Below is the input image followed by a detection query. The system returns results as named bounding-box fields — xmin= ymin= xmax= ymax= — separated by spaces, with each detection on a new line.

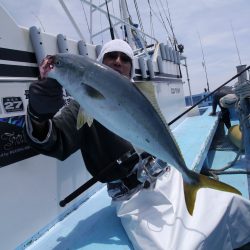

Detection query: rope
xmin=163 ymin=0 xmax=178 ymax=49
xmin=133 ymin=0 xmax=146 ymax=42
xmin=165 ymin=0 xmax=173 ymax=28
xmin=147 ymin=0 xmax=155 ymax=44
xmin=111 ymin=0 xmax=116 ymax=16
xmin=98 ymin=0 xmax=104 ymax=44
xmin=147 ymin=0 xmax=173 ymax=45
xmin=158 ymin=0 xmax=176 ymax=45
xmin=209 ymin=149 xmax=242 ymax=173
xmin=154 ymin=0 xmax=174 ymax=47
xmin=202 ymin=148 xmax=250 ymax=179
xmin=80 ymin=1 xmax=91 ymax=39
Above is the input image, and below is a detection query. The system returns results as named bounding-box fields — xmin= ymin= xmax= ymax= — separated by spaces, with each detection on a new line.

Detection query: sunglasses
xmin=104 ymin=52 xmax=132 ymax=64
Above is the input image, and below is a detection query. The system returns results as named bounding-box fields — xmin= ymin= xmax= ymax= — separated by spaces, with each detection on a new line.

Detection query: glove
xmin=28 ymin=78 xmax=64 ymax=122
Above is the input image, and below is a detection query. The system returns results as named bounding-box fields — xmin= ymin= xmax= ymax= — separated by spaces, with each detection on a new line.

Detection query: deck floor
xmin=26 ymin=187 xmax=133 ymax=250
xmin=173 ymin=107 xmax=218 ymax=171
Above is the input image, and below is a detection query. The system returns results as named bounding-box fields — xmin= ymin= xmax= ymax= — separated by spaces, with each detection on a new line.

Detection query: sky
xmin=1 ymin=0 xmax=250 ymax=95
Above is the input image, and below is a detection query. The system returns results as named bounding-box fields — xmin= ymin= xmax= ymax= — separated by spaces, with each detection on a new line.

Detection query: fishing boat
xmin=0 ymin=1 xmax=249 ymax=249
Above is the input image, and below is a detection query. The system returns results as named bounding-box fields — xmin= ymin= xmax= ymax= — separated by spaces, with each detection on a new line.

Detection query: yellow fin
xmin=134 ymin=81 xmax=185 ymax=162
xmin=76 ymin=107 xmax=93 ymax=130
xmin=183 ymin=172 xmax=241 ymax=215
xmin=134 ymin=81 xmax=167 ymax=127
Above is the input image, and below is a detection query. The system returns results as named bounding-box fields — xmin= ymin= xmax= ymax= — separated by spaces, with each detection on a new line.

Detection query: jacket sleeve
xmin=24 ymin=100 xmax=138 ymax=182
xmin=23 ymin=100 xmax=82 ymax=161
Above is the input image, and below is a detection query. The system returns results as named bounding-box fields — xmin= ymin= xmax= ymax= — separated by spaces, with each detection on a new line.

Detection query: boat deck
xmin=25 ymin=188 xmax=132 ymax=250
xmin=22 ymin=108 xmax=250 ymax=250
xmin=174 ymin=108 xmax=219 ymax=172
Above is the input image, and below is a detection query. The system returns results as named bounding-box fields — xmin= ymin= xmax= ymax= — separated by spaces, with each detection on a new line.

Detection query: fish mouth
xmin=39 ymin=55 xmax=55 ymax=79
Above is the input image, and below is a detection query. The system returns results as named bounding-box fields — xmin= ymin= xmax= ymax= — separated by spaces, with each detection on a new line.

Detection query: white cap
xmin=219 ymin=94 xmax=238 ymax=108
xmin=97 ymin=39 xmax=135 ymax=80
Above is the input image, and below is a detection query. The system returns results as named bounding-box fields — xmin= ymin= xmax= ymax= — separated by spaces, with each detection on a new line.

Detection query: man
xmin=209 ymin=86 xmax=235 ymax=129
xmin=24 ymin=39 xmax=250 ymax=249
xmin=24 ymin=39 xmax=164 ymax=201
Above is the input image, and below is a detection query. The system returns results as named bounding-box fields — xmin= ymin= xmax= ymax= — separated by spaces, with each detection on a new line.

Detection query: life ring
xmin=228 ymin=125 xmax=242 ymax=149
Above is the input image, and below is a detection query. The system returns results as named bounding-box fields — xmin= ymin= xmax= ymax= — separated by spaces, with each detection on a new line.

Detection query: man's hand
xmin=28 ymin=78 xmax=64 ymax=122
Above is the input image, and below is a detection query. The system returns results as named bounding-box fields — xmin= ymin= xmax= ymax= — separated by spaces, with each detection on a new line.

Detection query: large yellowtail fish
xmin=40 ymin=53 xmax=241 ymax=215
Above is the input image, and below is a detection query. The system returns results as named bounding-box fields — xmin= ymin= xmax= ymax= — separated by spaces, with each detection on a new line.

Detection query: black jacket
xmin=24 ymin=100 xmax=136 ymax=182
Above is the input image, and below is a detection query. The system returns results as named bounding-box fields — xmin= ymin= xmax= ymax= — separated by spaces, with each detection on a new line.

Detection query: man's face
xmin=103 ymin=52 xmax=132 ymax=79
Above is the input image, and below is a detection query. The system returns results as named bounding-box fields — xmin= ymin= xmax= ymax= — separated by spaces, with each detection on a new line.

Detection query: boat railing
xmin=59 ymin=0 xmax=158 ymax=57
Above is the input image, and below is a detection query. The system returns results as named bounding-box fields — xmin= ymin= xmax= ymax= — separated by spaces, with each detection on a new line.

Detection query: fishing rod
xmin=60 ymin=65 xmax=250 ymax=207
xmin=198 ymin=32 xmax=210 ymax=92
xmin=169 ymin=65 xmax=250 ymax=126
xmin=230 ymin=21 xmax=242 ymax=65
xmin=60 ymin=151 xmax=139 ymax=207
xmin=105 ymin=0 xmax=115 ymax=40
xmin=60 ymin=178 xmax=97 ymax=207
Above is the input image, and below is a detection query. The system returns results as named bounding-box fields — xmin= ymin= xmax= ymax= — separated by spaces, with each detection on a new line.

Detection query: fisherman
xmin=24 ymin=39 xmax=250 ymax=250
xmin=209 ymin=86 xmax=235 ymax=129
xmin=24 ymin=39 xmax=166 ymax=203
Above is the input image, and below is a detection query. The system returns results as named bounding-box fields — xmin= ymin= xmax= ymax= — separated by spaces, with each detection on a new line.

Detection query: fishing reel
xmin=136 ymin=155 xmax=169 ymax=187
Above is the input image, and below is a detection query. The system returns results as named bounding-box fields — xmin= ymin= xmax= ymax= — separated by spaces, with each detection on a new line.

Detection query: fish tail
xmin=183 ymin=172 xmax=241 ymax=215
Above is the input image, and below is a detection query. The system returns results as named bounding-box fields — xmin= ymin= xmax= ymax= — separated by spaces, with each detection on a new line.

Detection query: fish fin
xmin=183 ymin=172 xmax=241 ymax=215
xmin=76 ymin=107 xmax=93 ymax=129
xmin=134 ymin=82 xmax=167 ymax=127
xmin=83 ymin=84 xmax=105 ymax=99
xmin=135 ymin=81 xmax=185 ymax=163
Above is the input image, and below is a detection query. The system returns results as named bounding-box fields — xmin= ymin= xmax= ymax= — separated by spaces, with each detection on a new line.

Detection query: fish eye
xmin=55 ymin=60 xmax=61 ymax=66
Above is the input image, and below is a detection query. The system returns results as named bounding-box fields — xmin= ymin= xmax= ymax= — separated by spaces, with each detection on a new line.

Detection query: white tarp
xmin=115 ymin=168 xmax=250 ymax=250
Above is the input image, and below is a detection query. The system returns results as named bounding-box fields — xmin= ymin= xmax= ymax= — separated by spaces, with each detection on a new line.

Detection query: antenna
xmin=230 ymin=21 xmax=242 ymax=65
xmin=197 ymin=31 xmax=210 ymax=92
